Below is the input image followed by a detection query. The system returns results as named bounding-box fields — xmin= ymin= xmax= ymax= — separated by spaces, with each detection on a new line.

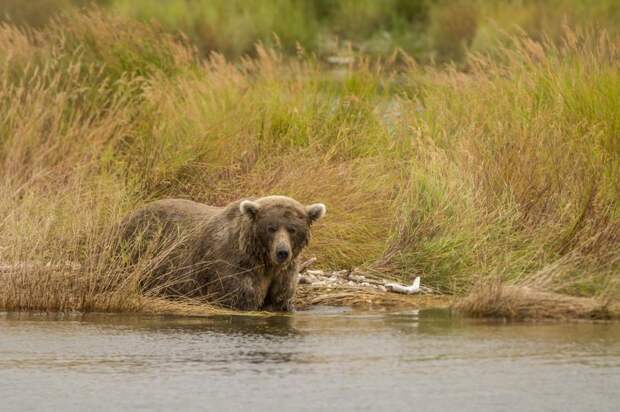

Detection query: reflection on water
xmin=1 ymin=308 xmax=619 ymax=411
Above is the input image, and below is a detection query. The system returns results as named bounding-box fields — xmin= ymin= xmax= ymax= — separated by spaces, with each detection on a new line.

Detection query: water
xmin=1 ymin=308 xmax=619 ymax=412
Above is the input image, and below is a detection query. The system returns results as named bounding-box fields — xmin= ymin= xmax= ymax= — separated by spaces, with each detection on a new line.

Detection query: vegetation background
xmin=0 ymin=0 xmax=618 ymax=314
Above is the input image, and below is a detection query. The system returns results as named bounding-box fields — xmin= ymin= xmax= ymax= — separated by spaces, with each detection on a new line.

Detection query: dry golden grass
xmin=457 ymin=281 xmax=620 ymax=321
xmin=0 ymin=11 xmax=618 ymax=318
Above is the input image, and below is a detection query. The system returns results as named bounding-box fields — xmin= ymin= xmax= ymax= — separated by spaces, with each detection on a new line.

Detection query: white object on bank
xmin=385 ymin=276 xmax=421 ymax=295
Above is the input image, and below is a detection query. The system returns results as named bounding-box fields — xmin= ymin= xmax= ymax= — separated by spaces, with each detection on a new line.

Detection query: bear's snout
xmin=271 ymin=228 xmax=292 ymax=265
xmin=276 ymin=247 xmax=290 ymax=263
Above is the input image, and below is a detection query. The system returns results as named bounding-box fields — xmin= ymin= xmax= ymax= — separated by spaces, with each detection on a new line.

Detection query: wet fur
xmin=119 ymin=196 xmax=321 ymax=311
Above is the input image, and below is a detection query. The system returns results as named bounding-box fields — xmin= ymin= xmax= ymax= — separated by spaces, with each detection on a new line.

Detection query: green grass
xmin=0 ymin=8 xmax=618 ymax=313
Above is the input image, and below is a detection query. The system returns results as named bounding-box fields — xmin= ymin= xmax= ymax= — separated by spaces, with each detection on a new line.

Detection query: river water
xmin=1 ymin=307 xmax=619 ymax=411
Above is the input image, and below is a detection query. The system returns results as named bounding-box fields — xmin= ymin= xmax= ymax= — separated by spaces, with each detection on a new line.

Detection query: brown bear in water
xmin=118 ymin=195 xmax=326 ymax=311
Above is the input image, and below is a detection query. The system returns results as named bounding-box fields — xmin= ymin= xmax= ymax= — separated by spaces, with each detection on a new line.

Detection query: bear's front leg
xmin=215 ymin=274 xmax=264 ymax=311
xmin=263 ymin=266 xmax=299 ymax=312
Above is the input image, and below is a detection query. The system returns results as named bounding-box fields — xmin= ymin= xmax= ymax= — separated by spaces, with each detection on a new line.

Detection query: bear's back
xmin=118 ymin=198 xmax=224 ymax=241
xmin=146 ymin=198 xmax=221 ymax=219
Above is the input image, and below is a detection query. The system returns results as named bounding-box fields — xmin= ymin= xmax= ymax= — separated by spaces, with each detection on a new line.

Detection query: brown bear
xmin=118 ymin=195 xmax=326 ymax=311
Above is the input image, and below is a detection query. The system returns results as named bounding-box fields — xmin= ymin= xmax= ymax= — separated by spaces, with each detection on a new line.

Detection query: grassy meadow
xmin=0 ymin=2 xmax=618 ymax=315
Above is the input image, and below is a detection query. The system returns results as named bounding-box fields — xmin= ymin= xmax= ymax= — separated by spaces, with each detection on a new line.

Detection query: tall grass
xmin=0 ymin=10 xmax=618 ymax=313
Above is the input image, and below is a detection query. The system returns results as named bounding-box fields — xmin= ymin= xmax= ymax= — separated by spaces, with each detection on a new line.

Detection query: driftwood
xmin=298 ymin=266 xmax=434 ymax=295
xmin=298 ymin=257 xmax=317 ymax=273
xmin=294 ymin=284 xmax=450 ymax=309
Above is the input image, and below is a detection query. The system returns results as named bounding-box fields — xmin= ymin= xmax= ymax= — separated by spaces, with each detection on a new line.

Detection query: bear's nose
xmin=276 ymin=249 xmax=289 ymax=262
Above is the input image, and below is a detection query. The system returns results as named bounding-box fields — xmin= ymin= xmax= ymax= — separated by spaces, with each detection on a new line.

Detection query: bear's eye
xmin=287 ymin=227 xmax=296 ymax=235
xmin=267 ymin=225 xmax=278 ymax=234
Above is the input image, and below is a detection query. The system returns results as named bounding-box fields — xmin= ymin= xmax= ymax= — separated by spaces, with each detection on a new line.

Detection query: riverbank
xmin=294 ymin=267 xmax=620 ymax=320
xmin=297 ymin=284 xmax=620 ymax=321
xmin=295 ymin=268 xmax=620 ymax=321
xmin=2 ymin=261 xmax=618 ymax=321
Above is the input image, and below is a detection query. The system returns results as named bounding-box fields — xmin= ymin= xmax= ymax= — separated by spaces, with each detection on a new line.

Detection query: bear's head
xmin=239 ymin=195 xmax=326 ymax=267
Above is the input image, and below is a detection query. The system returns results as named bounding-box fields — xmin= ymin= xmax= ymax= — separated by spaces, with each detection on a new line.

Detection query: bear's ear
xmin=240 ymin=200 xmax=260 ymax=219
xmin=306 ymin=203 xmax=326 ymax=223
